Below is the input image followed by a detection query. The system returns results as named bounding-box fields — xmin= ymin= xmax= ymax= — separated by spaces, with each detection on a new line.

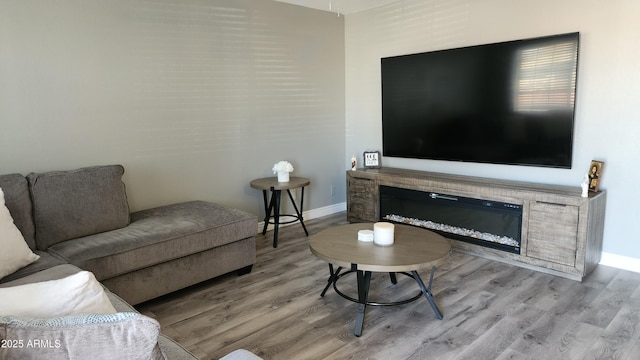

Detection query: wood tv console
xmin=346 ymin=167 xmax=607 ymax=281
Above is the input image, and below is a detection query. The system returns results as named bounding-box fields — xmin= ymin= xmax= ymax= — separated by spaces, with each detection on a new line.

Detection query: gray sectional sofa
xmin=0 ymin=165 xmax=263 ymax=360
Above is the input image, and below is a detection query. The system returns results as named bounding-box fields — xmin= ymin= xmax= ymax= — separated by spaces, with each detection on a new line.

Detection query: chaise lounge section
xmin=45 ymin=200 xmax=257 ymax=305
xmin=0 ymin=165 xmax=262 ymax=359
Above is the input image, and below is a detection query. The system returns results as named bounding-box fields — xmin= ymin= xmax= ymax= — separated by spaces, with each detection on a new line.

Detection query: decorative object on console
xmin=588 ymin=160 xmax=604 ymax=192
xmin=581 ymin=173 xmax=589 ymax=197
xmin=272 ymin=160 xmax=294 ymax=183
xmin=373 ymin=222 xmax=394 ymax=246
xmin=351 ymin=155 xmax=357 ymax=171
xmin=363 ymin=151 xmax=381 ymax=169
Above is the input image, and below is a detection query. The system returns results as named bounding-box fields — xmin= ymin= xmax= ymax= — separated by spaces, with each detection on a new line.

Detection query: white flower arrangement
xmin=272 ymin=161 xmax=294 ymax=174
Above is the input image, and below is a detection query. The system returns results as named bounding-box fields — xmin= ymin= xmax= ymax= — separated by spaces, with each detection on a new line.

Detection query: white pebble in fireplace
xmin=384 ymin=214 xmax=519 ymax=249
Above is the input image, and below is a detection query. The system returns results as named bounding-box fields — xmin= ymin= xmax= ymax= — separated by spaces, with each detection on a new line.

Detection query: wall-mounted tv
xmin=381 ymin=32 xmax=579 ymax=169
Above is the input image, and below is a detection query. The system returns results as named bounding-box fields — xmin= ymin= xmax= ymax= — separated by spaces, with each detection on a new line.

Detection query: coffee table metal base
xmin=333 ymin=270 xmax=423 ymax=306
xmin=320 ymin=263 xmax=443 ymax=337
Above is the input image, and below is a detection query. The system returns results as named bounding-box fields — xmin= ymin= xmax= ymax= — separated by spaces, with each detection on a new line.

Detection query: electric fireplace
xmin=379 ymin=186 xmax=523 ymax=253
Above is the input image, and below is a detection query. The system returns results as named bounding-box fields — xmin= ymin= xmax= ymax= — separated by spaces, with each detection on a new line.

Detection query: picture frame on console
xmin=588 ymin=160 xmax=604 ymax=192
xmin=363 ymin=151 xmax=381 ymax=169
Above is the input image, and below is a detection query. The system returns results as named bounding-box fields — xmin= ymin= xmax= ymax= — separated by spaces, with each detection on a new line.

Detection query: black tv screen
xmin=381 ymin=32 xmax=579 ymax=168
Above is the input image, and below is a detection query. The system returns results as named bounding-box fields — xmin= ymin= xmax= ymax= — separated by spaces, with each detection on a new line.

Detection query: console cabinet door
xmin=347 ymin=176 xmax=377 ymax=222
xmin=526 ymin=201 xmax=579 ymax=266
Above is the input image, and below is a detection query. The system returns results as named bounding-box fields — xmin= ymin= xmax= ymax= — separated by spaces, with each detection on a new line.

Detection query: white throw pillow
xmin=0 ymin=188 xmax=39 ymax=280
xmin=0 ymin=271 xmax=117 ymax=317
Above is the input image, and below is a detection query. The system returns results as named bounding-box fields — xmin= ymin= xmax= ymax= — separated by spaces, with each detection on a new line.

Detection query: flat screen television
xmin=381 ymin=32 xmax=579 ymax=168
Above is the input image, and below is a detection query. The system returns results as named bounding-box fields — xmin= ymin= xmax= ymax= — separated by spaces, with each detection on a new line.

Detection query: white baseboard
xmin=600 ymin=252 xmax=640 ymax=274
xmin=257 ymin=202 xmax=346 ymax=233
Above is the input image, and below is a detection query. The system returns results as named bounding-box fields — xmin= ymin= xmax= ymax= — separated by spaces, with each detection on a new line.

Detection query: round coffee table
xmin=309 ymin=223 xmax=450 ymax=336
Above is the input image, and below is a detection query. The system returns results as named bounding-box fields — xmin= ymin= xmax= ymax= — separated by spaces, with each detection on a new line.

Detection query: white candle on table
xmin=358 ymin=229 xmax=374 ymax=242
xmin=373 ymin=222 xmax=395 ymax=246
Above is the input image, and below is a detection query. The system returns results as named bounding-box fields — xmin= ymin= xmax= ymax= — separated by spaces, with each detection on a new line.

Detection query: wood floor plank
xmin=452 ymin=303 xmax=545 ymax=360
xmin=585 ymin=297 xmax=640 ymax=360
xmin=494 ymin=348 xmax=533 ymax=360
xmin=625 ymin=339 xmax=640 ymax=360
xmin=452 ymin=270 xmax=548 ymax=336
xmin=136 ymin=212 xmax=640 ymax=360
xmin=405 ymin=325 xmax=477 ymax=360
xmin=578 ymin=271 xmax=640 ymax=329
xmin=510 ymin=313 xmax=583 ymax=356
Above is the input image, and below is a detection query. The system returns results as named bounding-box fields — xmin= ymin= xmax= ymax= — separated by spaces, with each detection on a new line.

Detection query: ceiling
xmin=274 ymin=0 xmax=398 ymax=15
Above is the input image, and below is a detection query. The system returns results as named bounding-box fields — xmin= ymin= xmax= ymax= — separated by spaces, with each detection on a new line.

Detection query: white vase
xmin=277 ymin=172 xmax=290 ymax=182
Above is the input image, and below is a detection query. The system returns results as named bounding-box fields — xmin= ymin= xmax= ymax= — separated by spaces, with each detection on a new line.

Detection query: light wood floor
xmin=137 ymin=212 xmax=640 ymax=360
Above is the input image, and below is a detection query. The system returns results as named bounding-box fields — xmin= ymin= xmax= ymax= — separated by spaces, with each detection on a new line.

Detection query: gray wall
xmin=0 ymin=0 xmax=346 ymax=217
xmin=7 ymin=0 xmax=638 ymax=268
xmin=345 ymin=0 xmax=640 ymax=263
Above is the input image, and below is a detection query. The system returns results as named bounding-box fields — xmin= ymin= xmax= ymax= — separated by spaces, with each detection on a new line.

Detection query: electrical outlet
xmin=330 ymin=185 xmax=335 ymax=196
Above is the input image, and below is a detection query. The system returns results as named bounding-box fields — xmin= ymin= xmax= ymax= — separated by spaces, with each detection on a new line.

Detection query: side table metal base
xmin=260 ymin=187 xmax=308 ymax=248
xmin=251 ymin=176 xmax=311 ymax=248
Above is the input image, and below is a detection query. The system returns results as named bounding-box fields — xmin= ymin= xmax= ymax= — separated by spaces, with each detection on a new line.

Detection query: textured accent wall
xmin=0 ymin=0 xmax=345 ymax=215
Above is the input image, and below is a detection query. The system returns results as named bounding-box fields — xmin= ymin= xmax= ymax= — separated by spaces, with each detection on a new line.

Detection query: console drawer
xmin=526 ymin=201 xmax=579 ymax=266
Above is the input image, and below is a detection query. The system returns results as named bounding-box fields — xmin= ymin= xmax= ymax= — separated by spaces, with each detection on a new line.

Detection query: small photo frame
xmin=588 ymin=160 xmax=604 ymax=192
xmin=363 ymin=151 xmax=381 ymax=169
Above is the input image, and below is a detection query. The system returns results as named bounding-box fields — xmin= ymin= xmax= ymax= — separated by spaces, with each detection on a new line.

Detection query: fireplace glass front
xmin=379 ymin=185 xmax=523 ymax=253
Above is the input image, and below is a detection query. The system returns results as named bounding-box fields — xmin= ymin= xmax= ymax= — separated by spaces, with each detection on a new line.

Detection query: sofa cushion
xmin=0 ymin=264 xmax=81 ymax=287
xmin=0 ymin=271 xmax=116 ymax=318
xmin=47 ymin=201 xmax=257 ymax=281
xmin=0 ymin=188 xmax=40 ymax=280
xmin=0 ymin=313 xmax=165 ymax=360
xmin=0 ymin=174 xmax=36 ymax=249
xmin=26 ymin=165 xmax=130 ymax=250
xmin=0 ymin=251 xmax=67 ymax=285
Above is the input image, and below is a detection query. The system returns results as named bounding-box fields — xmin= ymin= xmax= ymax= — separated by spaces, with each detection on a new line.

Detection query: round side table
xmin=250 ymin=176 xmax=310 ymax=248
